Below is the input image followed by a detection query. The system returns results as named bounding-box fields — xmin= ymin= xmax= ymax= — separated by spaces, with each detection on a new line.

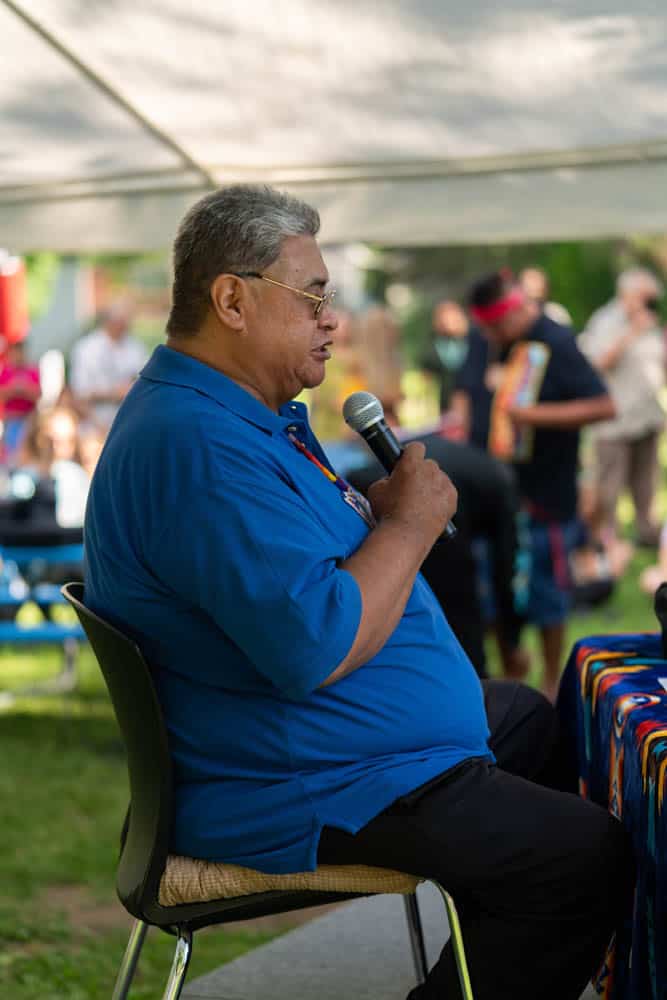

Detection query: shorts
xmin=473 ymin=514 xmax=581 ymax=628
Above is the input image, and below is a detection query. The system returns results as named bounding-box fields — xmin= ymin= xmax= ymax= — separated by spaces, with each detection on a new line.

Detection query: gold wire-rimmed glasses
xmin=232 ymin=271 xmax=336 ymax=318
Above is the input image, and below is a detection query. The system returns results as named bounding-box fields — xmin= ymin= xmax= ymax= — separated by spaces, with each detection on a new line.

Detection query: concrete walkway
xmin=183 ymin=882 xmax=598 ymax=999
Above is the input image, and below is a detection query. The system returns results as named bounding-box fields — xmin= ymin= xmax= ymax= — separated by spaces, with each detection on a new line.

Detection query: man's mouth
xmin=312 ymin=342 xmax=332 ymax=359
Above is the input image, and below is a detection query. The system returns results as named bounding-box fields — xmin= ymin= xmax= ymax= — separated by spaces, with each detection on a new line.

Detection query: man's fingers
xmin=400 ymin=440 xmax=426 ymax=464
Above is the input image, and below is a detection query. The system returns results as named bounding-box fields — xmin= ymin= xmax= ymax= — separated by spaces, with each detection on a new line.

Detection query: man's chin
xmin=299 ymin=362 xmax=328 ymax=391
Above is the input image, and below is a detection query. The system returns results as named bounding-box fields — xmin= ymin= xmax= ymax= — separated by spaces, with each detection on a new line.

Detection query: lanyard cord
xmin=287 ymin=431 xmax=376 ymax=529
xmin=287 ymin=433 xmax=350 ymax=493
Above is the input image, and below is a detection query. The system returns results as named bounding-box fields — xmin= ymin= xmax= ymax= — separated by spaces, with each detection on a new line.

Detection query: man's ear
xmin=210 ymin=274 xmax=247 ymax=330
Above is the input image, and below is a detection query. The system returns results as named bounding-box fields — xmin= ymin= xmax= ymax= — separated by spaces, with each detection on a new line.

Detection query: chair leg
xmin=162 ymin=927 xmax=193 ymax=1000
xmin=432 ymin=883 xmax=474 ymax=1000
xmin=403 ymin=893 xmax=428 ymax=984
xmin=112 ymin=919 xmax=149 ymax=1000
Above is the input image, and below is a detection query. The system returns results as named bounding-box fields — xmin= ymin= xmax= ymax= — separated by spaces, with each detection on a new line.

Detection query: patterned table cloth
xmin=560 ymin=633 xmax=667 ymax=999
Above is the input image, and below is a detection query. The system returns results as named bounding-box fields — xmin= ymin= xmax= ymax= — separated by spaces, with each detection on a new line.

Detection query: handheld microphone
xmin=342 ymin=391 xmax=456 ymax=539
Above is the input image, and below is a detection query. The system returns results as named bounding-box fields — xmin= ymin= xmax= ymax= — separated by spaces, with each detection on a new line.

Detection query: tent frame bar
xmin=2 ymin=136 xmax=667 ymax=206
xmin=1 ymin=0 xmax=218 ymax=190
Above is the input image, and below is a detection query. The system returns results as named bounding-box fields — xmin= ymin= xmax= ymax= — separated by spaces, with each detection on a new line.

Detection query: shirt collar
xmin=140 ymin=345 xmax=307 ymax=435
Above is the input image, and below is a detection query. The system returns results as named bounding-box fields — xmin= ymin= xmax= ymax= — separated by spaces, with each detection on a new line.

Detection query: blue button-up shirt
xmin=84 ymin=345 xmax=491 ymax=873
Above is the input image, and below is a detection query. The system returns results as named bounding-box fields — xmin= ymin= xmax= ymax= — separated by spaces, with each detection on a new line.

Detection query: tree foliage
xmin=23 ymin=252 xmax=60 ymax=321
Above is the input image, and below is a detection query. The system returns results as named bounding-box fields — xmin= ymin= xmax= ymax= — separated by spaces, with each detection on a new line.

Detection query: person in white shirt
xmin=69 ymin=301 xmax=148 ymax=428
xmin=579 ymin=268 xmax=666 ymax=548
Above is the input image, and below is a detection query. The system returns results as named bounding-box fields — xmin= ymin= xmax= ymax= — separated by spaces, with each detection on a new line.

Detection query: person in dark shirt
xmin=452 ymin=270 xmax=615 ymax=700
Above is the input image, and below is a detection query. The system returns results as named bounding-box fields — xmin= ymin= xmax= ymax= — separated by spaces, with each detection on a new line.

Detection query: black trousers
xmin=317 ymin=681 xmax=634 ymax=1000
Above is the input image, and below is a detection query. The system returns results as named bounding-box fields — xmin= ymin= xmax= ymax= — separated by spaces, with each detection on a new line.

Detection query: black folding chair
xmin=62 ymin=582 xmax=473 ymax=1000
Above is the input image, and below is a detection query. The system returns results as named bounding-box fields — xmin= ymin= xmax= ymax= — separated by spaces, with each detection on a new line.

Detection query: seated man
xmin=84 ymin=185 xmax=632 ymax=1000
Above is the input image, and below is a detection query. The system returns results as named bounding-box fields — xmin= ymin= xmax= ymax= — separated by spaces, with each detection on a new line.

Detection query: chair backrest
xmin=62 ymin=582 xmax=172 ymax=919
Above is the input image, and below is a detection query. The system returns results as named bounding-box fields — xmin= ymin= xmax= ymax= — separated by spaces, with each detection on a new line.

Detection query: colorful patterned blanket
xmin=560 ymin=633 xmax=667 ymax=999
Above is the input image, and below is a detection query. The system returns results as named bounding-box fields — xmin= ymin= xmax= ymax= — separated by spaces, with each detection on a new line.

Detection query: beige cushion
xmin=159 ymin=854 xmax=422 ymax=907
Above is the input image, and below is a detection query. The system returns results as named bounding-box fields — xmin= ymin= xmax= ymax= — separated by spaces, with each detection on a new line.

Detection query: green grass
xmin=0 ymin=556 xmax=663 ymax=998
xmin=0 ymin=643 xmax=279 ymax=999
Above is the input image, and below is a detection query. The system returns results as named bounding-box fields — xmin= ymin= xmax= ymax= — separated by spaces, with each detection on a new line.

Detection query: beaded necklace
xmin=287 ymin=433 xmax=375 ymax=528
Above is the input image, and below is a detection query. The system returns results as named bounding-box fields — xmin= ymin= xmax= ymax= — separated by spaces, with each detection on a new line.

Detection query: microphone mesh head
xmin=342 ymin=391 xmax=384 ymax=433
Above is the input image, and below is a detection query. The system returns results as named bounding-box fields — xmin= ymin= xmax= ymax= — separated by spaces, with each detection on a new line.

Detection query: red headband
xmin=469 ymin=288 xmax=524 ymax=324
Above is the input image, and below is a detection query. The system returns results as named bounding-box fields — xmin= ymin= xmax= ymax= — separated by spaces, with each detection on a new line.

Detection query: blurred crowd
xmin=309 ymin=264 xmax=667 ymax=699
xmin=4 ymin=265 xmax=667 ymax=697
xmin=0 ymin=300 xmax=147 ymax=541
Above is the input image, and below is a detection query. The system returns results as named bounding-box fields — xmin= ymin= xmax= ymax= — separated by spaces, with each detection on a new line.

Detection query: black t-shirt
xmin=455 ymin=314 xmax=607 ymax=521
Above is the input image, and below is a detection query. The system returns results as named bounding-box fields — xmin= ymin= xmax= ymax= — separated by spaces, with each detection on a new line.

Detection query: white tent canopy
xmin=1 ymin=0 xmax=667 ymax=250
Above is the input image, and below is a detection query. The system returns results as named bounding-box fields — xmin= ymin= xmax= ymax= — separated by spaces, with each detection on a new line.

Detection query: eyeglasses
xmin=233 ymin=271 xmax=336 ymax=318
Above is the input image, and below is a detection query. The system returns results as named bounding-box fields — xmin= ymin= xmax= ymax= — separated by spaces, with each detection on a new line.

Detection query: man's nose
xmin=320 ymin=305 xmax=338 ymax=331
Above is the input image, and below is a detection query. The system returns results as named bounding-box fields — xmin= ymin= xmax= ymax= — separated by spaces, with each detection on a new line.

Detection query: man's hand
xmin=366 ymin=441 xmax=457 ymax=553
xmin=598 ymin=307 xmax=658 ymax=371
xmin=628 ymin=306 xmax=658 ymax=336
xmin=325 ymin=443 xmax=458 ymax=687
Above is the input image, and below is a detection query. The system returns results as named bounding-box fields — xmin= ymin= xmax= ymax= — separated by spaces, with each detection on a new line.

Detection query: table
xmin=0 ymin=543 xmax=85 ymax=703
xmin=560 ymin=632 xmax=667 ymax=999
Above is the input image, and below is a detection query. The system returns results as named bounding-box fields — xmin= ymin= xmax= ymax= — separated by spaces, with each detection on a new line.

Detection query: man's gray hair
xmin=166 ymin=184 xmax=320 ymax=337
xmin=617 ymin=267 xmax=664 ymax=298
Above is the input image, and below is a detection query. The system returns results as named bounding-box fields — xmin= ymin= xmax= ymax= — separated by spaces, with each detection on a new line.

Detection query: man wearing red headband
xmin=454 ymin=270 xmax=615 ymax=700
